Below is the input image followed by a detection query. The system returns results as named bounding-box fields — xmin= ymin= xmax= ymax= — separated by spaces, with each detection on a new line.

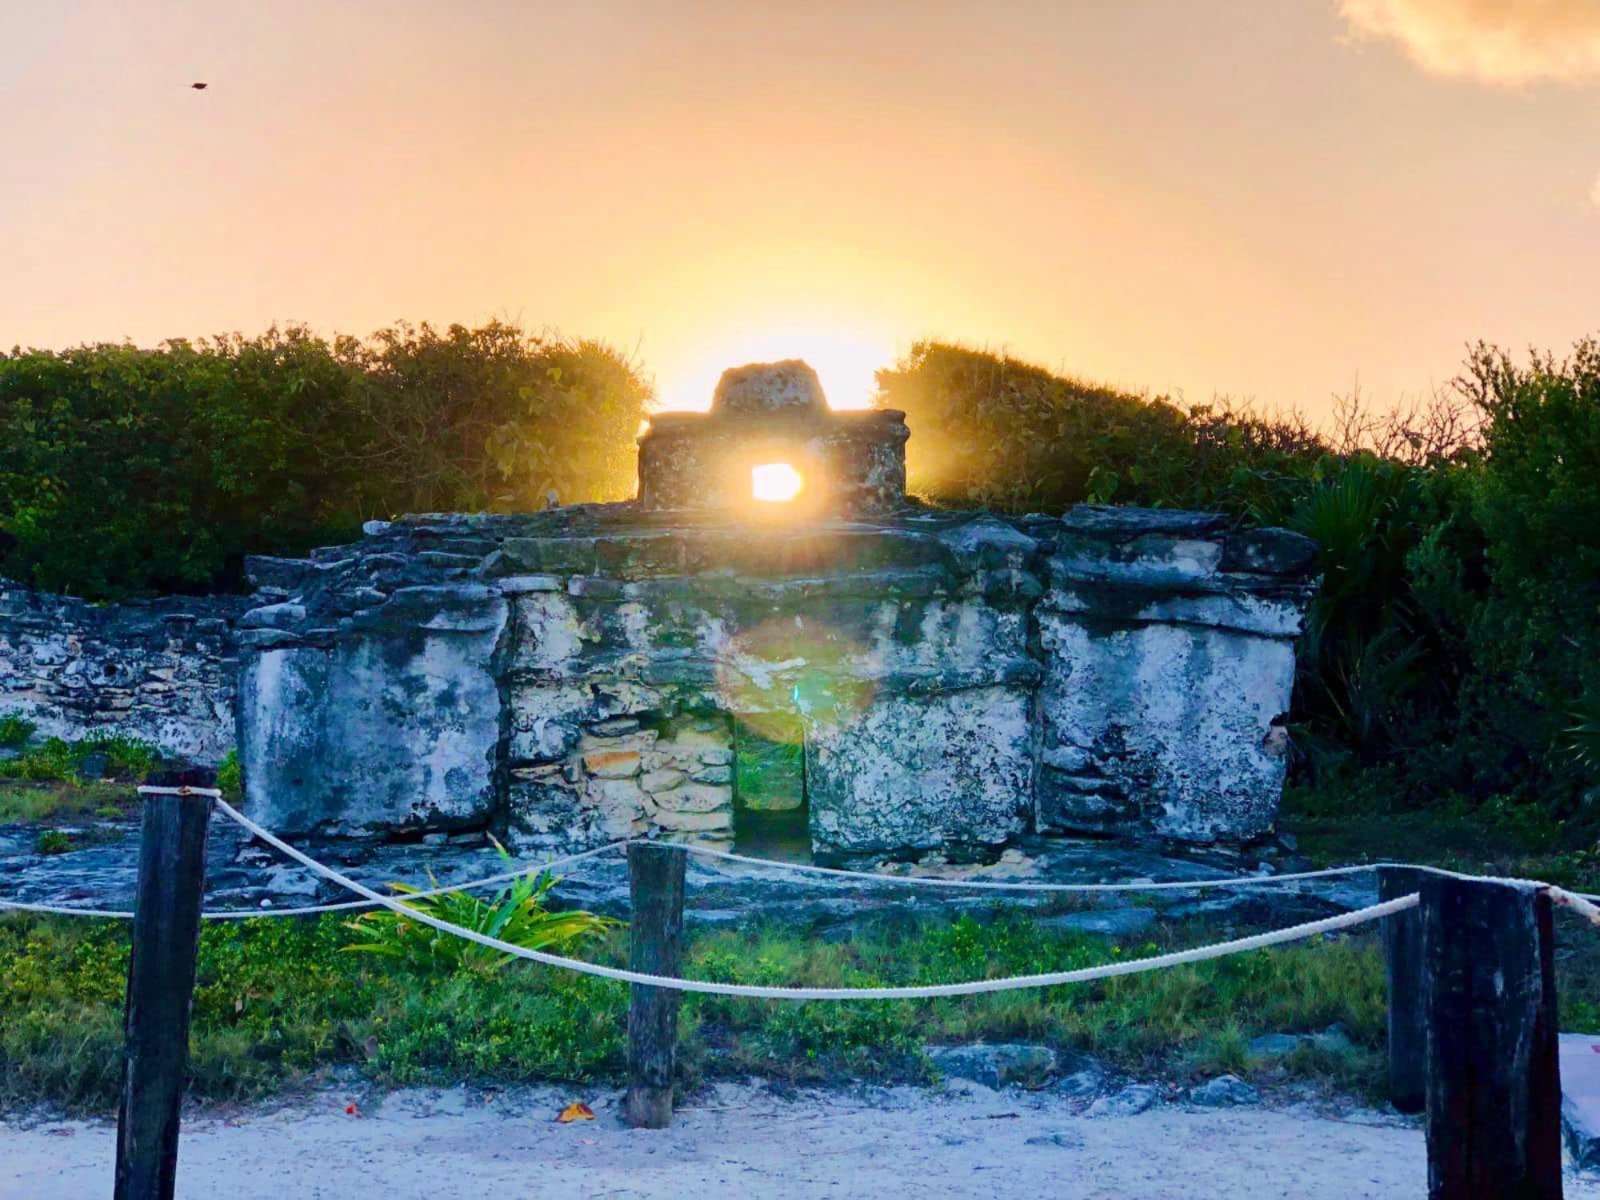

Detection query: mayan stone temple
xmin=233 ymin=361 xmax=1320 ymax=861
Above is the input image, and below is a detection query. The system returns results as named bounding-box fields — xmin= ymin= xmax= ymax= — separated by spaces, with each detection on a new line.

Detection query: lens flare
xmin=751 ymin=462 xmax=803 ymax=503
xmin=714 ymin=616 xmax=875 ymax=743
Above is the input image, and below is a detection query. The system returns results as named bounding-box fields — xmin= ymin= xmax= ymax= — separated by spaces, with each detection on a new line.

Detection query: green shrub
xmin=0 ymin=738 xmax=77 ymax=782
xmin=0 ymin=322 xmax=650 ymax=599
xmin=0 ymin=714 xmax=34 ymax=749
xmin=344 ymin=846 xmax=619 ymax=976
xmin=0 ymin=733 xmax=157 ymax=784
xmin=216 ymin=749 xmax=242 ymax=800
xmin=33 ymin=830 xmax=71 ymax=855
xmin=75 ymin=733 xmax=158 ymax=780
xmin=875 ymin=341 xmax=1324 ymax=514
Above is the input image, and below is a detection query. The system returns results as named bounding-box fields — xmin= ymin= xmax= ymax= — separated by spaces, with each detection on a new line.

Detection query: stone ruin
xmin=234 ymin=361 xmax=1319 ymax=861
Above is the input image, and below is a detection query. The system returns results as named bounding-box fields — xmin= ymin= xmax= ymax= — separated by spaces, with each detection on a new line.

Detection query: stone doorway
xmin=732 ymin=714 xmax=809 ymax=861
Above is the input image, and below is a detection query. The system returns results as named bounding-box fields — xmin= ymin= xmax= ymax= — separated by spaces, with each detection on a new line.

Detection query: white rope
xmin=668 ymin=842 xmax=1381 ymax=892
xmin=213 ymin=798 xmax=1417 ymax=1001
xmin=0 ymin=840 xmax=627 ymax=921
xmin=675 ymin=845 xmax=1600 ymax=903
xmin=1551 ymin=886 xmax=1600 ymax=927
xmin=0 ymin=899 xmax=144 ymax=919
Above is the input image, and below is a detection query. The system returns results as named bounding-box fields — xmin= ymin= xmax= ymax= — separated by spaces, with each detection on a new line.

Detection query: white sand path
xmin=5 ymin=1081 xmax=1598 ymax=1200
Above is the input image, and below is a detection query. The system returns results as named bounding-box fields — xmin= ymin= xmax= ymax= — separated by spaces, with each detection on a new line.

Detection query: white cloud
xmin=1339 ymin=0 xmax=1600 ymax=86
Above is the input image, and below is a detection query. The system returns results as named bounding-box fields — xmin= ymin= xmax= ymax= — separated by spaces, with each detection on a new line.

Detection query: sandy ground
xmin=5 ymin=1081 xmax=1597 ymax=1200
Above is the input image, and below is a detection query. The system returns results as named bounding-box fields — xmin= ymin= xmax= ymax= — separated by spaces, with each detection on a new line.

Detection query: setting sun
xmin=751 ymin=461 xmax=804 ymax=503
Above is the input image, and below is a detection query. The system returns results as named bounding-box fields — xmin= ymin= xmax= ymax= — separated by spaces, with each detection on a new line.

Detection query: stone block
xmin=651 ymin=807 xmax=734 ymax=833
xmin=239 ymin=589 xmax=508 ymax=837
xmin=654 ymin=783 xmax=732 ymax=814
xmin=928 ymin=1043 xmax=1059 ymax=1090
xmin=1035 ymin=611 xmax=1294 ymax=842
xmin=640 ymin=767 xmax=687 ymax=792
xmin=807 ymin=686 xmax=1032 ymax=855
xmin=582 ymin=748 xmax=643 ymax=778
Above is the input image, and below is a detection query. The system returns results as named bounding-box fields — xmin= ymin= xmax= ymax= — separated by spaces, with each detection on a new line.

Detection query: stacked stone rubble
xmin=0 ymin=584 xmax=247 ymax=763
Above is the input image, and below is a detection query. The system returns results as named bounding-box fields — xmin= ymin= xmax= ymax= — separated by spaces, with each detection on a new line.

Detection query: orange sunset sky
xmin=4 ymin=0 xmax=1600 ymax=415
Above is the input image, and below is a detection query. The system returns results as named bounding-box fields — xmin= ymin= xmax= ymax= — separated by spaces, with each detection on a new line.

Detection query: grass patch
xmin=0 ymin=732 xmax=157 ymax=825
xmin=0 ymin=732 xmax=158 ymax=787
xmin=33 ymin=830 xmax=73 ymax=856
xmin=0 ymin=907 xmax=1392 ymax=1114
xmin=1281 ymin=786 xmax=1600 ymax=1033
xmin=0 ymin=780 xmax=137 ymax=825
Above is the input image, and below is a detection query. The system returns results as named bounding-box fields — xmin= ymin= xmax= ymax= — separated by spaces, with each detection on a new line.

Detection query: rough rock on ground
xmin=0 ymin=819 xmax=1378 ymax=934
xmin=8 ymin=1081 xmax=1600 ymax=1200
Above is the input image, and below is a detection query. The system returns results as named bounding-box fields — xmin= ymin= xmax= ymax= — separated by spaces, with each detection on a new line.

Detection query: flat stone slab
xmin=1563 ymin=1033 xmax=1600 ymax=1172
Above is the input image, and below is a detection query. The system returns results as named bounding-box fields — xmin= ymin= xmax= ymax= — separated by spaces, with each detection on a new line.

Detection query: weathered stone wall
xmin=236 ymin=583 xmax=508 ymax=837
xmin=233 ymin=503 xmax=1317 ymax=857
xmin=0 ymin=582 xmax=247 ymax=763
xmin=1033 ymin=510 xmax=1316 ymax=843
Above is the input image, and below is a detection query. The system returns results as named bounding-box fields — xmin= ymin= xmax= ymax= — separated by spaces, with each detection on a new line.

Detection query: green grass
xmin=3 ymin=779 xmax=1593 ymax=1114
xmin=0 ymin=907 xmax=1389 ymax=1114
xmin=0 ymin=732 xmax=158 ymax=787
xmin=0 ymin=780 xmax=137 ymax=824
xmin=217 ymin=750 xmax=242 ymax=801
xmin=0 ymin=732 xmax=157 ymax=825
xmin=0 ymin=714 xmax=35 ymax=749
xmin=1280 ymin=784 xmax=1600 ymax=1033
xmin=32 ymin=830 xmax=73 ymax=856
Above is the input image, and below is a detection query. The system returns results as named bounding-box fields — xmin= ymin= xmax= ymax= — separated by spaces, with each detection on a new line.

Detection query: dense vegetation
xmin=0 ymin=323 xmax=649 ymax=598
xmin=879 ymin=340 xmax=1600 ymax=839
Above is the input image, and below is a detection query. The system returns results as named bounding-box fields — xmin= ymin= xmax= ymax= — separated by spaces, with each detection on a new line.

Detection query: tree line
xmin=879 ymin=340 xmax=1600 ymax=833
xmin=0 ymin=322 xmax=648 ymax=599
xmin=3 ymin=325 xmax=1596 ymax=828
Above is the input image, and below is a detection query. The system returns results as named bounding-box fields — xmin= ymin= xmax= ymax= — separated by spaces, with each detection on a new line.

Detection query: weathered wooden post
xmin=625 ymin=841 xmax=687 ymax=1129
xmin=1420 ymin=874 xmax=1563 ymax=1200
xmin=115 ymin=778 xmax=216 ymax=1200
xmin=1379 ymin=865 xmax=1426 ymax=1114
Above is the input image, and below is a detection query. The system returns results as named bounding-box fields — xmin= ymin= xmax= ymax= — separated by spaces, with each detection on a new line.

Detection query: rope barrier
xmin=669 ymin=841 xmax=1382 ymax=891
xmin=0 ymin=840 xmax=628 ymax=921
xmin=211 ymin=797 xmax=1418 ymax=1001
xmin=3 ymin=808 xmax=1596 ymax=919
xmin=1551 ymin=887 xmax=1600 ymax=927
xmin=670 ymin=844 xmax=1600 ymax=904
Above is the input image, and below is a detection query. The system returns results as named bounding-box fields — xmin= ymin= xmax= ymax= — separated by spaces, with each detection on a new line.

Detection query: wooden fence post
xmin=625 ymin=841 xmax=687 ymax=1130
xmin=1420 ymin=874 xmax=1563 ymax=1200
xmin=115 ymin=782 xmax=215 ymax=1200
xmin=1380 ymin=865 xmax=1426 ymax=1114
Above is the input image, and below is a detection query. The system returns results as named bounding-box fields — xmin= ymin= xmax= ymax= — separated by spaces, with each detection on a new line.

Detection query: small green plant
xmin=74 ymin=732 xmax=158 ymax=781
xmin=0 ymin=738 xmax=78 ymax=782
xmin=34 ymin=829 xmax=72 ymax=855
xmin=344 ymin=840 xmax=618 ymax=976
xmin=217 ymin=750 xmax=242 ymax=800
xmin=0 ymin=732 xmax=157 ymax=784
xmin=0 ymin=714 xmax=35 ymax=749
xmin=1563 ymin=695 xmax=1600 ymax=776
